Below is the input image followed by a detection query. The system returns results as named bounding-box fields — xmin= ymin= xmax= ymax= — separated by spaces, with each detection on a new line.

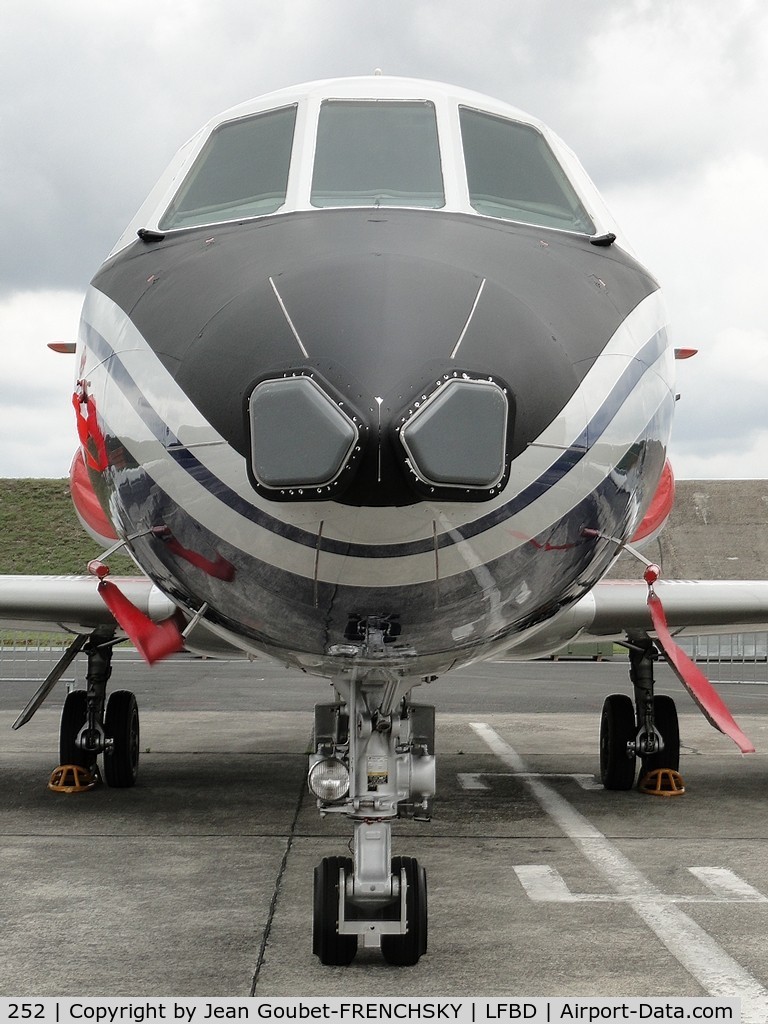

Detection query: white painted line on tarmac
xmin=457 ymin=772 xmax=490 ymax=790
xmin=515 ymin=865 xmax=583 ymax=901
xmin=471 ymin=721 xmax=768 ymax=1022
xmin=457 ymin=771 xmax=602 ymax=791
xmin=514 ymin=864 xmax=768 ymax=904
xmin=690 ymin=867 xmax=768 ymax=902
xmin=513 ymin=864 xmax=622 ymax=902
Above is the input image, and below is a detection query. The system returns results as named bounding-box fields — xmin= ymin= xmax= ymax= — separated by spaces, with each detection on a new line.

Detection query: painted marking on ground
xmin=690 ymin=866 xmax=768 ymax=901
xmin=514 ymin=864 xmax=768 ymax=903
xmin=471 ymin=721 xmax=768 ymax=1022
xmin=457 ymin=772 xmax=490 ymax=790
xmin=458 ymin=771 xmax=602 ymax=791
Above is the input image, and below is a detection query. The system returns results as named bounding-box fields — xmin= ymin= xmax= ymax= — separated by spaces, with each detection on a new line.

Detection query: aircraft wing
xmin=3 ymin=573 xmax=767 ymax=647
xmin=0 ymin=575 xmax=176 ymax=634
xmin=507 ymin=577 xmax=768 ymax=664
xmin=580 ymin=578 xmax=768 ymax=638
xmin=555 ymin=577 xmax=768 ymax=755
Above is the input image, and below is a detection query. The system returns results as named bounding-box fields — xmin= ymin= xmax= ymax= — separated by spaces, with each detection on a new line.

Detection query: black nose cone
xmin=107 ymin=213 xmax=633 ymax=507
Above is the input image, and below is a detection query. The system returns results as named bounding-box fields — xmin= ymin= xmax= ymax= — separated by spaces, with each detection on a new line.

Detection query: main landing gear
xmin=308 ymin=669 xmax=434 ymax=965
xmin=599 ymin=637 xmax=680 ymax=791
xmin=58 ymin=636 xmax=140 ymax=788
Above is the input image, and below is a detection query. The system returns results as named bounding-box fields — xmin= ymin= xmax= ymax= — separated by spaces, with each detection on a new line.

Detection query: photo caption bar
xmin=0 ymin=999 xmax=741 ymax=1024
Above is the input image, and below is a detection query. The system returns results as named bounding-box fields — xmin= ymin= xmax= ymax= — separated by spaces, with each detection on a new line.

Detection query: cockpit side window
xmin=159 ymin=105 xmax=297 ymax=230
xmin=459 ymin=107 xmax=595 ymax=234
xmin=311 ymin=100 xmax=444 ymax=210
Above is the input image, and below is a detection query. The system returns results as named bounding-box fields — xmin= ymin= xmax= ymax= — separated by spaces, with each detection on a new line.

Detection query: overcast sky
xmin=1 ymin=0 xmax=766 ymax=479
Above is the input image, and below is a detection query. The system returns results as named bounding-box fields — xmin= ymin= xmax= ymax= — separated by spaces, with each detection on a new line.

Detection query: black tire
xmin=59 ymin=690 xmax=91 ymax=767
xmin=381 ymin=856 xmax=428 ymax=966
xmin=103 ymin=690 xmax=140 ymax=788
xmin=641 ymin=694 xmax=680 ymax=775
xmin=313 ymin=856 xmax=357 ymax=965
xmin=600 ymin=693 xmax=636 ymax=790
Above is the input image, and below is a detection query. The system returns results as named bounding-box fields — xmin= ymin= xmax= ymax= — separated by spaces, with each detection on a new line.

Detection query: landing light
xmin=308 ymin=757 xmax=350 ymax=802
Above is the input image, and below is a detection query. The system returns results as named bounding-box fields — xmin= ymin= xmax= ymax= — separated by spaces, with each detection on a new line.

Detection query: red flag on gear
xmin=97 ymin=579 xmax=184 ymax=665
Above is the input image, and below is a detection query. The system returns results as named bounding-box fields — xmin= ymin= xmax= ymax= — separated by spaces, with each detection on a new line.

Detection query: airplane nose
xmin=238 ymin=248 xmax=576 ymax=505
xmin=147 ymin=218 xmax=586 ymax=506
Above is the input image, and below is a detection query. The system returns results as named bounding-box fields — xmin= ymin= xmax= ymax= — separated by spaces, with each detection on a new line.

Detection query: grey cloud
xmin=1 ymin=0 xmax=767 ymax=482
xmin=0 ymin=0 xmax=625 ymax=295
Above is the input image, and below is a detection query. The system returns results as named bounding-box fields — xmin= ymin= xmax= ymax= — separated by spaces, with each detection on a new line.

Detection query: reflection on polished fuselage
xmin=77 ymin=77 xmax=674 ymax=678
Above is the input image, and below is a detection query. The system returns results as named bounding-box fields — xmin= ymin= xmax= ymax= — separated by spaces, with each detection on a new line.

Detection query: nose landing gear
xmin=309 ymin=672 xmax=434 ymax=965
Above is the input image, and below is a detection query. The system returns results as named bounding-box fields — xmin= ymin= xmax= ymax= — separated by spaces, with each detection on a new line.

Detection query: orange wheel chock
xmin=48 ymin=764 xmax=97 ymax=794
xmin=638 ymin=768 xmax=685 ymax=797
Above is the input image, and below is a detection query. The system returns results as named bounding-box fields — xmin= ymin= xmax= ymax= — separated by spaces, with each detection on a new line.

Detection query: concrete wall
xmin=610 ymin=480 xmax=768 ymax=580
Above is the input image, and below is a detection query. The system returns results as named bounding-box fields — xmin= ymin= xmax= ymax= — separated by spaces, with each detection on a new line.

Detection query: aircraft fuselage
xmin=75 ymin=77 xmax=674 ymax=678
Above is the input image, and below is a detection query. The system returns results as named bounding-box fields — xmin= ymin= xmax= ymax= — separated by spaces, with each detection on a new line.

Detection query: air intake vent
xmin=396 ymin=375 xmax=511 ymax=501
xmin=247 ymin=374 xmax=365 ymax=499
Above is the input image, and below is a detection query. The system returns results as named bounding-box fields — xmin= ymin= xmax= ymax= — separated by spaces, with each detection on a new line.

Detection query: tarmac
xmin=2 ymin=654 xmax=768 ymax=1010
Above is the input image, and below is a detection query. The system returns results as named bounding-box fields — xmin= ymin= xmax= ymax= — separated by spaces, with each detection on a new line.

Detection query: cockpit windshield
xmin=459 ymin=107 xmax=595 ymax=234
xmin=151 ymin=90 xmax=597 ymax=236
xmin=311 ymin=100 xmax=444 ymax=210
xmin=158 ymin=105 xmax=297 ymax=230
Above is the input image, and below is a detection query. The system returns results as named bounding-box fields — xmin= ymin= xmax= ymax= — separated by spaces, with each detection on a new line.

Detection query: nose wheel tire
xmin=641 ymin=694 xmax=680 ymax=775
xmin=381 ymin=856 xmax=428 ymax=966
xmin=600 ymin=693 xmax=636 ymax=790
xmin=103 ymin=690 xmax=140 ymax=788
xmin=313 ymin=856 xmax=358 ymax=966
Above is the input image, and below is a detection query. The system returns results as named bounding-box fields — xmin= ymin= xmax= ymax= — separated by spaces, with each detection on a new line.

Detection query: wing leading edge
xmin=2 ymin=574 xmax=767 ymax=658
xmin=582 ymin=578 xmax=768 ymax=638
xmin=0 ymin=575 xmax=175 ymax=634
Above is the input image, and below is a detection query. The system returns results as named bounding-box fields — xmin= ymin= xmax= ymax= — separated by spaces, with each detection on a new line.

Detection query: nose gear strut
xmin=309 ymin=663 xmax=434 ymax=965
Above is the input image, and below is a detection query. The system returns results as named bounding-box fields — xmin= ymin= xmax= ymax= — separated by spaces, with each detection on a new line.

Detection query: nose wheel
xmin=313 ymin=857 xmax=358 ymax=966
xmin=312 ymin=854 xmax=428 ymax=967
xmin=381 ymin=856 xmax=428 ymax=966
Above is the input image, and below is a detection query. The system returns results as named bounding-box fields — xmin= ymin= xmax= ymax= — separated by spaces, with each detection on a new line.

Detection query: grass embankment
xmin=0 ymin=478 xmax=136 ymax=575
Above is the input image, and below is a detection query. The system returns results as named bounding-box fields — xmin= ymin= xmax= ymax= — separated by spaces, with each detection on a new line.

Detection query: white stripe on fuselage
xmin=80 ymin=286 xmax=673 ymax=586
